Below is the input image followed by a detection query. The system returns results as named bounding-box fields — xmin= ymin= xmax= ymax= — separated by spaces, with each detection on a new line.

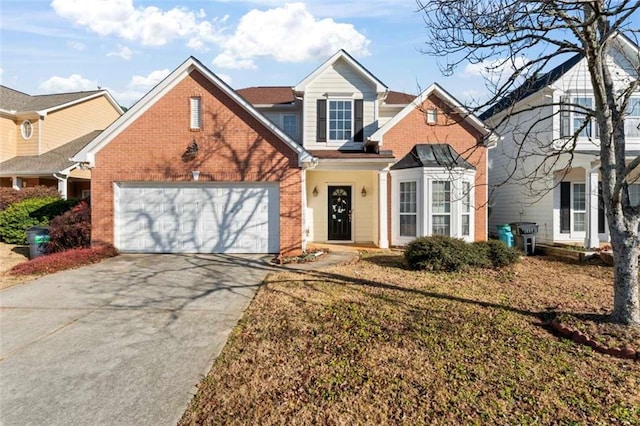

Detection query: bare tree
xmin=417 ymin=0 xmax=640 ymax=325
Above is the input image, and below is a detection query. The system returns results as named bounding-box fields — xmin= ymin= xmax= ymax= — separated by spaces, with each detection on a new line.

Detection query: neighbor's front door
xmin=328 ymin=185 xmax=352 ymax=241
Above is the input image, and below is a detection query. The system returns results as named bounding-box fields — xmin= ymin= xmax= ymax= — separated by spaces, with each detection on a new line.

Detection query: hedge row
xmin=0 ymin=186 xmax=60 ymax=211
xmin=9 ymin=245 xmax=118 ymax=276
xmin=405 ymin=235 xmax=520 ymax=272
xmin=0 ymin=197 xmax=78 ymax=244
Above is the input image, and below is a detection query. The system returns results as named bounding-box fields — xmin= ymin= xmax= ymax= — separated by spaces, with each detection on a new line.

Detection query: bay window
xmin=399 ymin=181 xmax=417 ymax=237
xmin=432 ymin=181 xmax=451 ymax=236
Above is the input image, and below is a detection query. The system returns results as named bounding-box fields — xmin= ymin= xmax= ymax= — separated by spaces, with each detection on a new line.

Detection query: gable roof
xmin=479 ymin=53 xmax=583 ymax=120
xmin=73 ymin=57 xmax=312 ymax=166
xmin=236 ymin=86 xmax=296 ymax=105
xmin=390 ymin=144 xmax=474 ymax=170
xmin=0 ymin=130 xmax=101 ymax=176
xmin=294 ymin=50 xmax=387 ymax=93
xmin=370 ymin=83 xmax=494 ymax=144
xmin=0 ymin=85 xmax=123 ymax=116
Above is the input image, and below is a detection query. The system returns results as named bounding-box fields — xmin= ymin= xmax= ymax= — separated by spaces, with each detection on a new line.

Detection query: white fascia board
xmin=73 ymin=57 xmax=312 ymax=166
xmin=371 ymin=83 xmax=493 ymax=145
xmin=36 ymin=91 xmax=124 ymax=117
xmin=294 ymin=50 xmax=387 ymax=93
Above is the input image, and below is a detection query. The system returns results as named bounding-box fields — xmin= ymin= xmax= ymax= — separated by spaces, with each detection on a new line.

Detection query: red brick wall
xmin=383 ymin=95 xmax=488 ymax=242
xmin=92 ymin=70 xmax=302 ymax=254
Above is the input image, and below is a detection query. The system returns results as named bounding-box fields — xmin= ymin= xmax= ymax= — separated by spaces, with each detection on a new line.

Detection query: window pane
xmin=432 ymin=181 xmax=451 ymax=213
xmin=461 ymin=215 xmax=470 ymax=236
xmin=629 ymin=184 xmax=640 ymax=206
xmin=573 ymin=183 xmax=586 ymax=211
xmin=399 ymin=181 xmax=417 ymax=213
xmin=400 ymin=215 xmax=417 ymax=237
xmin=462 ymin=182 xmax=471 ymax=213
xmin=432 ymin=215 xmax=451 ymax=236
xmin=328 ymin=100 xmax=353 ymax=141
xmin=626 ymin=99 xmax=640 ymax=138
xmin=282 ymin=115 xmax=297 ymax=139
xmin=574 ymin=212 xmax=586 ymax=232
xmin=573 ymin=97 xmax=592 ymax=137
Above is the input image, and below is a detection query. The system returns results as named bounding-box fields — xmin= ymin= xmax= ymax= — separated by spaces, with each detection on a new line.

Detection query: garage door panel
xmin=115 ymin=183 xmax=279 ymax=254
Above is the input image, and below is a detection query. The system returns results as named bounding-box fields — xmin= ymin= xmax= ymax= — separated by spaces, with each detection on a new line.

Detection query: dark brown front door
xmin=328 ymin=185 xmax=352 ymax=241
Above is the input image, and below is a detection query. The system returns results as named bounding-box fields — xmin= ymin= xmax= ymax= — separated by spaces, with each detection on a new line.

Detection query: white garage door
xmin=114 ymin=182 xmax=280 ymax=253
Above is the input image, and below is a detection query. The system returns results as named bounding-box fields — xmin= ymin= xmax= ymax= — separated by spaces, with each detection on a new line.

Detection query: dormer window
xmin=329 ymin=100 xmax=353 ymax=141
xmin=190 ymin=97 xmax=201 ymax=129
xmin=316 ymin=98 xmax=364 ymax=143
xmin=21 ymin=120 xmax=33 ymax=140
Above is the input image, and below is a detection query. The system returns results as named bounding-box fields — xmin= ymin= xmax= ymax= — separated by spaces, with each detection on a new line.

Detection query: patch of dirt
xmin=0 ymin=243 xmax=33 ymax=290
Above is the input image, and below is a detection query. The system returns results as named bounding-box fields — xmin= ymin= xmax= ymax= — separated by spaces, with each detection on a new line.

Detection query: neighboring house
xmin=0 ymin=85 xmax=123 ymax=199
xmin=482 ymin=34 xmax=640 ymax=248
xmin=73 ymin=52 xmax=496 ymax=255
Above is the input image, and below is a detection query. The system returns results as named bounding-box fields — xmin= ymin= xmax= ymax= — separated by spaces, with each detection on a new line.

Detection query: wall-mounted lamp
xmin=312 ymin=186 xmax=319 ymax=197
xmin=192 ymin=170 xmax=200 ymax=181
xmin=361 ymin=186 xmax=367 ymax=197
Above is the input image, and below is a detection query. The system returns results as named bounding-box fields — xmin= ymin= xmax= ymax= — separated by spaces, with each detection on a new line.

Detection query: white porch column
xmin=11 ymin=176 xmax=22 ymax=190
xmin=378 ymin=170 xmax=389 ymax=248
xmin=56 ymin=175 xmax=68 ymax=200
xmin=585 ymin=167 xmax=600 ymax=248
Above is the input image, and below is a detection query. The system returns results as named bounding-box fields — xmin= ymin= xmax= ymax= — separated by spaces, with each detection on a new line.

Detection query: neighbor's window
xmin=628 ymin=184 xmax=640 ymax=206
xmin=190 ymin=97 xmax=201 ymax=129
xmin=328 ymin=100 xmax=352 ymax=141
xmin=461 ymin=181 xmax=471 ymax=237
xmin=626 ymin=98 xmax=640 ymax=138
xmin=573 ymin=97 xmax=592 ymax=137
xmin=21 ymin=120 xmax=33 ymax=140
xmin=426 ymin=109 xmax=437 ymax=125
xmin=432 ymin=180 xmax=451 ymax=236
xmin=399 ymin=181 xmax=417 ymax=237
xmin=282 ymin=114 xmax=298 ymax=139
xmin=573 ymin=183 xmax=586 ymax=232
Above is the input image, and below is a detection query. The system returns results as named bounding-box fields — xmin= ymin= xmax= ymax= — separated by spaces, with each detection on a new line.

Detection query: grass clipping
xmin=180 ymin=254 xmax=640 ymax=425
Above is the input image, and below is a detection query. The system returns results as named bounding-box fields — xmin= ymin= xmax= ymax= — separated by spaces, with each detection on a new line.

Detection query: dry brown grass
xmin=180 ymin=254 xmax=640 ymax=425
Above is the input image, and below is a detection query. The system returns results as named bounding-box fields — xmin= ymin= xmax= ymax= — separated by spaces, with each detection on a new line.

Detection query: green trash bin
xmin=27 ymin=226 xmax=51 ymax=259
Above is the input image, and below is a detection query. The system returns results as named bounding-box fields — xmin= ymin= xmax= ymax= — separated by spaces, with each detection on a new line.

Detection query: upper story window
xmin=626 ymin=98 xmax=640 ymax=138
xmin=317 ymin=98 xmax=364 ymax=143
xmin=282 ymin=114 xmax=298 ymax=140
xmin=573 ymin=97 xmax=592 ymax=137
xmin=426 ymin=109 xmax=437 ymax=125
xmin=329 ymin=100 xmax=353 ymax=141
xmin=21 ymin=120 xmax=33 ymax=140
xmin=190 ymin=97 xmax=201 ymax=129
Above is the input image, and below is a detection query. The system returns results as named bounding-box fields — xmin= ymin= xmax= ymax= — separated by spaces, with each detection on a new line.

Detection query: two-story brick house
xmin=74 ymin=52 xmax=495 ymax=254
xmin=0 ymin=86 xmax=123 ymax=198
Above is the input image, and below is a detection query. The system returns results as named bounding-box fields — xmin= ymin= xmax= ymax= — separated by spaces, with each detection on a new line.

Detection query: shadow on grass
xmin=10 ymin=246 xmax=29 ymax=258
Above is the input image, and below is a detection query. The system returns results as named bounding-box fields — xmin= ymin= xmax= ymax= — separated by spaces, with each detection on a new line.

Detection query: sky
xmin=1 ymin=1 xmax=638 ymax=109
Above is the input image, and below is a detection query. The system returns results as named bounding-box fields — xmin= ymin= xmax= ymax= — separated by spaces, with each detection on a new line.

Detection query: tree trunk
xmin=609 ymin=216 xmax=640 ymax=325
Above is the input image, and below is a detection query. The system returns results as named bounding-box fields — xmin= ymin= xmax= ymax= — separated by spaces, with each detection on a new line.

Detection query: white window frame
xmin=21 ymin=120 xmax=33 ymax=140
xmin=327 ymin=99 xmax=354 ymax=143
xmin=626 ymin=97 xmax=640 ymax=139
xmin=190 ymin=97 xmax=202 ymax=130
xmin=431 ymin=180 xmax=451 ymax=236
xmin=399 ymin=181 xmax=418 ymax=238
xmin=572 ymin=97 xmax=593 ymax=138
xmin=572 ymin=182 xmax=586 ymax=233
xmin=461 ymin=181 xmax=471 ymax=237
xmin=426 ymin=109 xmax=437 ymax=125
xmin=390 ymin=168 xmax=475 ymax=245
xmin=281 ymin=113 xmax=298 ymax=140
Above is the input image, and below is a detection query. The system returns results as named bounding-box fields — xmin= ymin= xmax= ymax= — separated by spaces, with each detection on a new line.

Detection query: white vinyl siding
xmin=190 ymin=97 xmax=201 ymax=129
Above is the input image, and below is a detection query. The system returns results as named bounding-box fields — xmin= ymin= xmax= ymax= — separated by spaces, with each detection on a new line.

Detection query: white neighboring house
xmin=482 ymin=34 xmax=640 ymax=248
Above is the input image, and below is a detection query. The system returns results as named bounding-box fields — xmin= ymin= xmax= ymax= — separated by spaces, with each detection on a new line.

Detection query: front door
xmin=328 ymin=185 xmax=352 ymax=241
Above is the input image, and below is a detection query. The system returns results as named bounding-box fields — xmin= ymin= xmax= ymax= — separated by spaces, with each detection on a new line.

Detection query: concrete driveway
xmin=0 ymin=254 xmax=273 ymax=425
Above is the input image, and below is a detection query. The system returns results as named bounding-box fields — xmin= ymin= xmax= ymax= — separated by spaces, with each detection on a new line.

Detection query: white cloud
xmin=107 ymin=45 xmax=133 ymax=60
xmin=51 ymin=0 xmax=223 ymax=49
xmin=216 ymin=73 xmax=233 ymax=85
xmin=212 ymin=3 xmax=370 ymax=69
xmin=39 ymin=74 xmax=98 ymax=93
xmin=67 ymin=40 xmax=86 ymax=51
xmin=129 ymin=69 xmax=170 ymax=89
xmin=462 ymin=56 xmax=529 ymax=79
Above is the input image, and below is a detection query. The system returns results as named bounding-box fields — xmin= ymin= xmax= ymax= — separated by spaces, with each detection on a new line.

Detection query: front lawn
xmin=180 ymin=254 xmax=640 ymax=425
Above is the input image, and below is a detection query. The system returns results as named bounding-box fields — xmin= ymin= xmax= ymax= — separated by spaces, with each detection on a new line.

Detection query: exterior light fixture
xmin=192 ymin=170 xmax=200 ymax=181
xmin=361 ymin=186 xmax=367 ymax=197
xmin=312 ymin=186 xmax=318 ymax=197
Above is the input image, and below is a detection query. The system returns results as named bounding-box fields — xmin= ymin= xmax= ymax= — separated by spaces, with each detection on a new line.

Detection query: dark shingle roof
xmin=385 ymin=90 xmax=415 ymax=105
xmin=236 ymin=86 xmax=296 ymax=105
xmin=390 ymin=144 xmax=475 ymax=170
xmin=0 ymin=85 xmax=104 ymax=112
xmin=480 ymin=53 xmax=584 ymax=120
xmin=0 ymin=130 xmax=101 ymax=175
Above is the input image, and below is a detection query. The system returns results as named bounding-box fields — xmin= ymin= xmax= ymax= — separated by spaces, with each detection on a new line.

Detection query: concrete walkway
xmin=0 ymin=254 xmax=274 ymax=426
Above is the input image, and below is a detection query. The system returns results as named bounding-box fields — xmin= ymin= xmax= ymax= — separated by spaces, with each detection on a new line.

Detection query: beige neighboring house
xmin=0 ymin=85 xmax=123 ymax=199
